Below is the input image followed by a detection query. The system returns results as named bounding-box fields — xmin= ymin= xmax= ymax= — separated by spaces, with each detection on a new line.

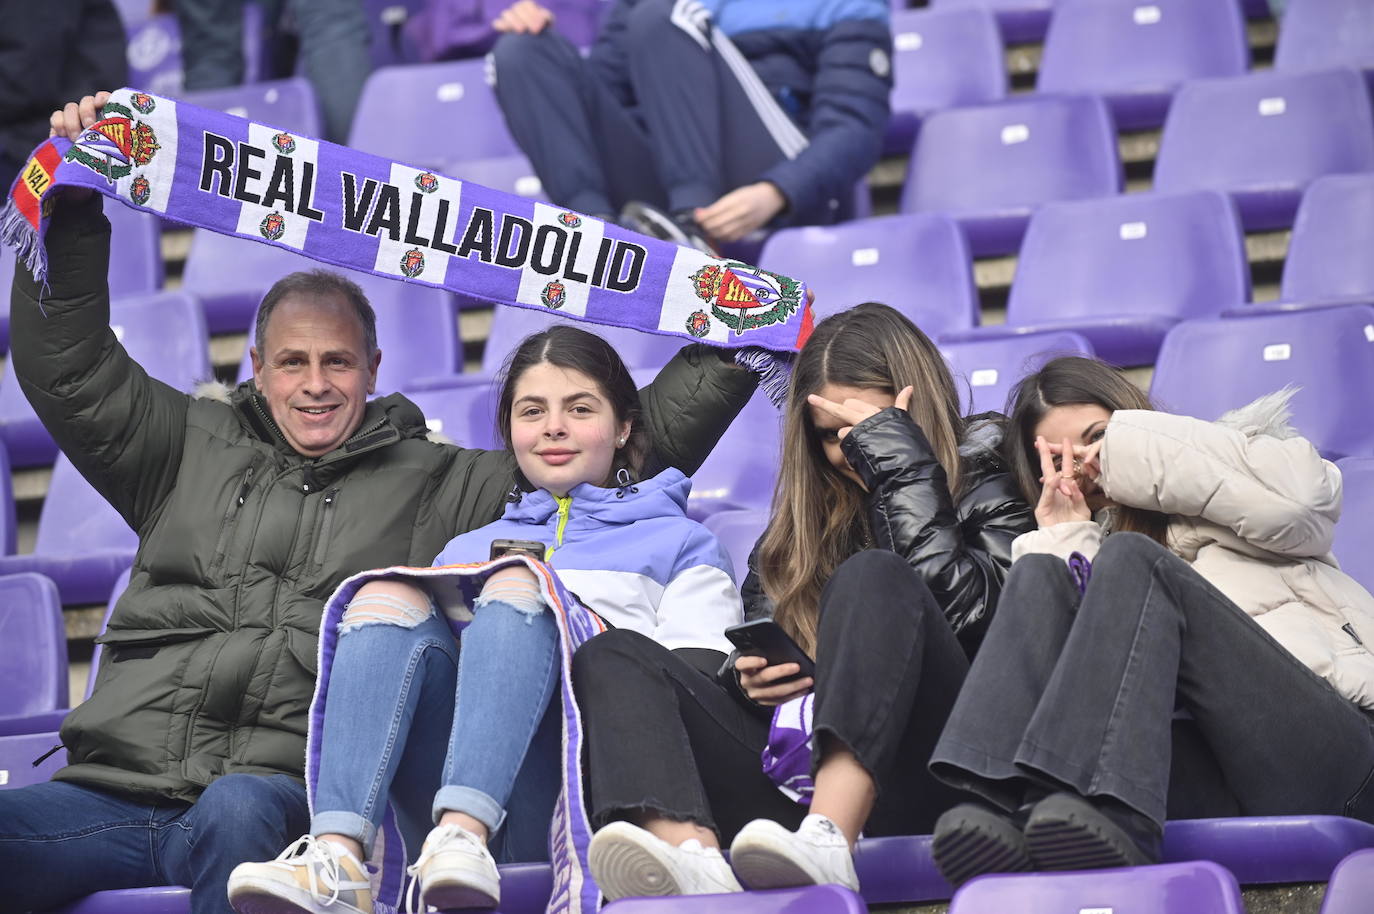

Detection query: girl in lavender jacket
xmin=227 ymin=325 xmax=742 ymax=914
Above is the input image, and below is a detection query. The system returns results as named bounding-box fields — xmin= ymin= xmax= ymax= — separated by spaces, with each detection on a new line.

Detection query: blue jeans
xmin=0 ymin=773 xmax=309 ymax=914
xmin=312 ymin=599 xmax=561 ymax=864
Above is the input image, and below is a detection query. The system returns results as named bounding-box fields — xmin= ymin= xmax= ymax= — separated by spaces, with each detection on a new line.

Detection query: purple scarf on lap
xmin=3 ymin=88 xmax=812 ymax=400
xmin=307 ymin=556 xmax=606 ymax=914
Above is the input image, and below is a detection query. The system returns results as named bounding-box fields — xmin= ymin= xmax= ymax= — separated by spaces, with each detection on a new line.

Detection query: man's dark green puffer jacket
xmin=9 ymin=198 xmax=757 ymax=803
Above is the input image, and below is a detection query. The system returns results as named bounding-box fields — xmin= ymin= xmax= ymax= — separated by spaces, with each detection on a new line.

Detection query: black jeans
xmin=931 ymin=533 xmax=1374 ymax=828
xmin=572 ymin=550 xmax=971 ymax=843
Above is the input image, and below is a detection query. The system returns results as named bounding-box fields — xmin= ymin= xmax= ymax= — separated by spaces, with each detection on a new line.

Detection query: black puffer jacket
xmin=741 ymin=407 xmax=1033 ymax=657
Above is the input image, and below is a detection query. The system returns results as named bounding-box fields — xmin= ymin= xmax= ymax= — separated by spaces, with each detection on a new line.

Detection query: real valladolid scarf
xmin=2 ymin=87 xmax=814 ymax=396
xmin=312 ymin=557 xmax=606 ymax=914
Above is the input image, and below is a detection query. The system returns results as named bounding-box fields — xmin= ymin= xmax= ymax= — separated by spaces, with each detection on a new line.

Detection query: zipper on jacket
xmin=31 ymin=743 xmax=62 ymax=766
xmin=1345 ymin=622 xmax=1365 ymax=646
xmin=546 ymin=495 xmax=572 ymax=560
xmin=208 ymin=467 xmax=255 ymax=578
xmin=311 ymin=489 xmax=341 ymax=571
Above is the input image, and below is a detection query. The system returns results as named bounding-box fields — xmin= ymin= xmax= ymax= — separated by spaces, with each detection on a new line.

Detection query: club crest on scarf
xmin=541 ymin=280 xmax=566 ymax=309
xmin=415 ymin=172 xmax=439 ymax=194
xmin=400 ymin=247 xmax=426 ymax=277
xmin=689 ymin=262 xmax=801 ymax=334
xmin=260 ymin=211 xmax=286 ymax=241
xmin=557 ymin=212 xmax=582 ymax=229
xmin=130 ymin=93 xmax=156 ymax=114
xmin=129 ymin=175 xmax=151 ymax=206
xmin=272 ymin=132 xmax=297 ymax=156
xmin=685 ymin=310 xmax=711 ymax=338
xmin=63 ymin=100 xmax=160 ymax=181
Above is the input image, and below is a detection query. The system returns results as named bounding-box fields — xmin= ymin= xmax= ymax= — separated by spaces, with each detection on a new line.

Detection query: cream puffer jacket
xmin=1011 ymin=391 xmax=1374 ymax=711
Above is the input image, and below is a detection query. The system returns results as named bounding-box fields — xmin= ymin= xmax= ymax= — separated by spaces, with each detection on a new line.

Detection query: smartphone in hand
xmin=723 ymin=619 xmax=816 ymax=683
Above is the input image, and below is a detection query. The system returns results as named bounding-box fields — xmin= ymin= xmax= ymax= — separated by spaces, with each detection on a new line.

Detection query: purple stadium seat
xmin=0 ymin=290 xmax=211 ymax=467
xmin=1149 ymin=305 xmax=1374 ymax=460
xmin=1321 ymin=848 xmax=1374 ymax=914
xmin=112 ymin=0 xmax=153 ymax=27
xmin=757 ymin=213 xmax=979 ymax=336
xmin=401 ymin=382 xmax=502 ymax=451
xmin=0 ymin=574 xmax=67 ymax=722
xmin=348 ymin=59 xmax=542 ymax=199
xmin=989 ymin=191 xmax=1249 ymax=366
xmin=604 ymin=886 xmax=866 ymax=914
xmin=104 ymin=203 xmax=164 ymax=299
xmin=901 ymin=95 xmax=1121 ymax=256
xmin=1333 ymin=457 xmax=1374 ymax=596
xmin=1276 ymin=0 xmax=1374 ymax=81
xmin=948 ymin=861 xmax=1244 ymax=914
xmin=236 ymin=274 xmax=462 ymax=396
xmin=0 ymin=443 xmax=13 ymax=555
xmin=1164 ymin=816 xmax=1374 ymax=884
xmin=940 ymin=331 xmax=1095 ymax=416
xmin=885 ymin=7 xmax=1006 ymax=155
xmin=1279 ymin=173 xmax=1374 ymax=308
xmin=930 ymin=0 xmax=1052 ymax=44
xmin=686 ymin=392 xmax=782 ymax=521
xmin=851 ymin=834 xmax=953 ymax=904
xmin=0 ymin=455 xmax=139 ymax=605
xmin=125 ymin=14 xmax=184 ymax=97
xmin=702 ymin=508 xmax=769 ymax=586
xmin=181 ymin=229 xmax=314 ymax=333
xmin=179 ymin=77 xmax=323 ymax=138
xmin=0 ymin=729 xmax=67 ymax=790
xmin=1038 ymin=0 xmax=1249 ymax=130
xmin=1154 ymin=68 xmax=1374 ymax=231
xmin=481 ymin=306 xmax=685 ymax=375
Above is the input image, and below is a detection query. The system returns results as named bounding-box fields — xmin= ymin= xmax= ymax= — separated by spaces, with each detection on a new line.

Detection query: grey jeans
xmin=931 ymin=532 xmax=1374 ymax=828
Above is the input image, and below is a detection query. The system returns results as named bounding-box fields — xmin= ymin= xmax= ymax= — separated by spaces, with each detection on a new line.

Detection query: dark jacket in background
xmin=10 ymin=197 xmax=758 ymax=803
xmin=0 ymin=0 xmax=129 ymax=190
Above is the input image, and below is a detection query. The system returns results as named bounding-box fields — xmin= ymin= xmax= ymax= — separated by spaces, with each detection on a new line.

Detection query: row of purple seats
xmin=180 ymin=76 xmax=323 ymax=138
xmin=0 ymin=288 xmax=208 ymax=468
xmin=899 ymin=66 xmax=1374 ymax=255
xmin=1323 ymin=848 xmax=1374 ymax=914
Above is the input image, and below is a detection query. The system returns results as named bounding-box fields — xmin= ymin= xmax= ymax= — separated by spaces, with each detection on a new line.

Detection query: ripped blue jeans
xmin=311 ymin=587 xmax=561 ymax=863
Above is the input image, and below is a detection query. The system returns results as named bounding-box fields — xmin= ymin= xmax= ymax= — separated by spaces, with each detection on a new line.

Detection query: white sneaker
xmin=729 ymin=814 xmax=860 ymax=892
xmin=589 ymin=821 xmax=743 ymax=901
xmin=228 ymin=835 xmax=373 ymax=914
xmin=408 ymin=823 xmax=501 ymax=910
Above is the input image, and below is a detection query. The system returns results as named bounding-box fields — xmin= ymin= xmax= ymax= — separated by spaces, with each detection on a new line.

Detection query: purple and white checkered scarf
xmin=3 ymin=88 xmax=812 ymax=402
xmin=307 ymin=556 xmax=605 ymax=914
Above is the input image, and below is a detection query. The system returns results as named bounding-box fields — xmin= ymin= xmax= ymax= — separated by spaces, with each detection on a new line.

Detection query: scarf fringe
xmin=0 ymin=199 xmax=45 ymax=283
xmin=734 ymin=346 xmax=792 ymax=408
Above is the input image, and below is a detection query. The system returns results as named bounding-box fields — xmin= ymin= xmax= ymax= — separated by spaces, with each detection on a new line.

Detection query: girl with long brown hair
xmin=572 ymin=302 xmax=1034 ymax=900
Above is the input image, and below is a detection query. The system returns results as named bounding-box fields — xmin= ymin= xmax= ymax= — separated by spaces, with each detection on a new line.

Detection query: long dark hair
xmin=496 ymin=324 xmax=649 ymax=483
xmin=1005 ymin=356 xmax=1170 ymax=544
xmin=758 ymin=302 xmax=966 ymax=656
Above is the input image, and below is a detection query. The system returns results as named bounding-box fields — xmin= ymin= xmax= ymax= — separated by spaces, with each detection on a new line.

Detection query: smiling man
xmin=0 ymin=96 xmax=759 ymax=914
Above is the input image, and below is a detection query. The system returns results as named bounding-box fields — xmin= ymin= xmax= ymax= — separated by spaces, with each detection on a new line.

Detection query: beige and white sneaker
xmin=228 ymin=835 xmax=373 ymax=914
xmin=589 ymin=821 xmax=743 ymax=901
xmin=408 ymin=823 xmax=501 ymax=910
xmin=729 ymin=814 xmax=860 ymax=892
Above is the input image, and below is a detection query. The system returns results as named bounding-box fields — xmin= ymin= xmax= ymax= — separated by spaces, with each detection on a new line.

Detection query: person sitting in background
xmin=488 ymin=0 xmax=892 ymax=251
xmin=929 ymin=356 xmax=1374 ymax=886
xmin=228 ymin=325 xmax=743 ymax=914
xmin=574 ymin=302 xmax=1034 ymax=900
xmin=0 ymin=94 xmax=756 ymax=914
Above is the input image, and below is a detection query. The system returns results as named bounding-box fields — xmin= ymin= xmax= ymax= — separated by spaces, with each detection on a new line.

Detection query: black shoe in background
xmin=1024 ymin=792 xmax=1162 ymax=871
xmin=619 ymin=201 xmax=718 ymax=256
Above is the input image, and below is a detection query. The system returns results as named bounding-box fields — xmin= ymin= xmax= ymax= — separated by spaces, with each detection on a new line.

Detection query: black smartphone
xmin=489 ymin=539 xmax=549 ymax=561
xmin=723 ymin=619 xmax=816 ymax=682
